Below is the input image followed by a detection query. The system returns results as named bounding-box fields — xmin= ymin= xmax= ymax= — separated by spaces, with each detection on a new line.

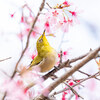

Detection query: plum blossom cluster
xmin=0 ymin=70 xmax=45 ymax=99
xmin=0 ymin=78 xmax=29 ymax=99
xmin=62 ymin=80 xmax=80 ymax=100
xmin=37 ymin=0 xmax=78 ymax=34
xmin=57 ymin=48 xmax=72 ymax=65
xmin=10 ymin=1 xmax=78 ymax=39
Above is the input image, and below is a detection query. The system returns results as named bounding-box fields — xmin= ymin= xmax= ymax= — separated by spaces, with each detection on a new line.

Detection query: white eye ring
xmin=39 ymin=38 xmax=43 ymax=43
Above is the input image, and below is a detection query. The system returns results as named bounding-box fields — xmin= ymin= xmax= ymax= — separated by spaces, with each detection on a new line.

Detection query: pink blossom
xmin=58 ymin=53 xmax=60 ymax=58
xmin=63 ymin=51 xmax=68 ymax=56
xmin=26 ymin=28 xmax=30 ymax=32
xmin=16 ymin=80 xmax=23 ymax=86
xmin=62 ymin=22 xmax=69 ymax=33
xmin=24 ymin=88 xmax=28 ymax=94
xmin=69 ymin=81 xmax=74 ymax=86
xmin=45 ymin=21 xmax=50 ymax=32
xmin=59 ymin=17 xmax=69 ymax=33
xmin=17 ymin=33 xmax=23 ymax=39
xmin=76 ymin=80 xmax=80 ymax=83
xmin=31 ymin=54 xmax=36 ymax=60
xmin=10 ymin=12 xmax=15 ymax=18
xmin=21 ymin=16 xmax=24 ymax=23
xmin=60 ymin=18 xmax=73 ymax=33
xmin=10 ymin=13 xmax=15 ymax=18
xmin=32 ymin=31 xmax=37 ymax=37
xmin=52 ymin=10 xmax=59 ymax=17
xmin=63 ymin=1 xmax=70 ymax=7
xmin=68 ymin=19 xmax=73 ymax=25
xmin=1 ymin=79 xmax=29 ymax=100
xmin=75 ymin=94 xmax=79 ymax=100
xmin=63 ymin=17 xmax=67 ymax=23
xmin=62 ymin=91 xmax=67 ymax=100
xmin=45 ymin=21 xmax=49 ymax=27
xmin=69 ymin=11 xmax=77 ymax=16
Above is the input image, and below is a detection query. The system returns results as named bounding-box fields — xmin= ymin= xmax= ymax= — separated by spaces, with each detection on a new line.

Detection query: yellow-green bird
xmin=28 ymin=30 xmax=57 ymax=73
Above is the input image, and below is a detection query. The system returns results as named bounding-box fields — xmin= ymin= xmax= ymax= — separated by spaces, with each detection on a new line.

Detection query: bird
xmin=21 ymin=30 xmax=57 ymax=74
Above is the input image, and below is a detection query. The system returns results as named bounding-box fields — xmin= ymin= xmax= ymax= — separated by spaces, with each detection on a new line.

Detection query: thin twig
xmin=0 ymin=69 xmax=10 ymax=77
xmin=64 ymin=82 xmax=83 ymax=99
xmin=46 ymin=73 xmax=82 ymax=99
xmin=51 ymin=72 xmax=99 ymax=96
xmin=0 ymin=57 xmax=11 ymax=62
xmin=60 ymin=50 xmax=63 ymax=64
xmin=69 ymin=53 xmax=88 ymax=63
xmin=78 ymin=70 xmax=100 ymax=81
xmin=46 ymin=71 xmax=83 ymax=99
xmin=46 ymin=2 xmax=52 ymax=9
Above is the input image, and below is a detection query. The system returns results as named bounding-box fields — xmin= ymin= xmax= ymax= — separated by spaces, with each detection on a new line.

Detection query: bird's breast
xmin=38 ymin=50 xmax=57 ymax=72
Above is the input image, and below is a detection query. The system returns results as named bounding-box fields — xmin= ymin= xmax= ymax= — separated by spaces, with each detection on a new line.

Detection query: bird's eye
xmin=39 ymin=38 xmax=43 ymax=43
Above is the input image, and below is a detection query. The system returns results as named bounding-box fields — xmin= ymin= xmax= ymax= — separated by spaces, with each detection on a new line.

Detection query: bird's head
xmin=36 ymin=30 xmax=50 ymax=50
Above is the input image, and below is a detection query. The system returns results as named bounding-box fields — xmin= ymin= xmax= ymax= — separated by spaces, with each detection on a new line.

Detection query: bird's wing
xmin=20 ymin=56 xmax=43 ymax=76
xmin=30 ymin=55 xmax=43 ymax=67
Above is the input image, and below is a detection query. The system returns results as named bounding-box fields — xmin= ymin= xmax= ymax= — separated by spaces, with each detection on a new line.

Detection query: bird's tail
xmin=18 ymin=65 xmax=32 ymax=77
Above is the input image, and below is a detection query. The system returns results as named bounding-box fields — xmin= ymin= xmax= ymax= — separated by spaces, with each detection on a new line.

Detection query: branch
xmin=0 ymin=57 xmax=11 ymax=62
xmin=33 ymin=47 xmax=100 ymax=100
xmin=52 ymin=72 xmax=99 ymax=96
xmin=59 ymin=50 xmax=63 ymax=64
xmin=63 ymin=82 xmax=83 ymax=99
xmin=78 ymin=70 xmax=100 ymax=81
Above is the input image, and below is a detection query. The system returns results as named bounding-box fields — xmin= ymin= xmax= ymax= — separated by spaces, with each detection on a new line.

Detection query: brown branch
xmin=59 ymin=50 xmax=63 ymax=64
xmin=69 ymin=54 xmax=88 ymax=63
xmin=33 ymin=47 xmax=100 ymax=100
xmin=0 ymin=57 xmax=11 ymax=62
xmin=2 ymin=92 xmax=7 ymax=100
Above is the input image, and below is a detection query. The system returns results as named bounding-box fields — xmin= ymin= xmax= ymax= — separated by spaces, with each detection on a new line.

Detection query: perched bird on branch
xmin=30 ymin=30 xmax=57 ymax=72
xmin=20 ymin=30 xmax=57 ymax=74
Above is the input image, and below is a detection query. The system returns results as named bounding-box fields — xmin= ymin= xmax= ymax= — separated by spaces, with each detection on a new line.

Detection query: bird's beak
xmin=43 ymin=30 xmax=45 ymax=36
xmin=42 ymin=30 xmax=45 ymax=38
